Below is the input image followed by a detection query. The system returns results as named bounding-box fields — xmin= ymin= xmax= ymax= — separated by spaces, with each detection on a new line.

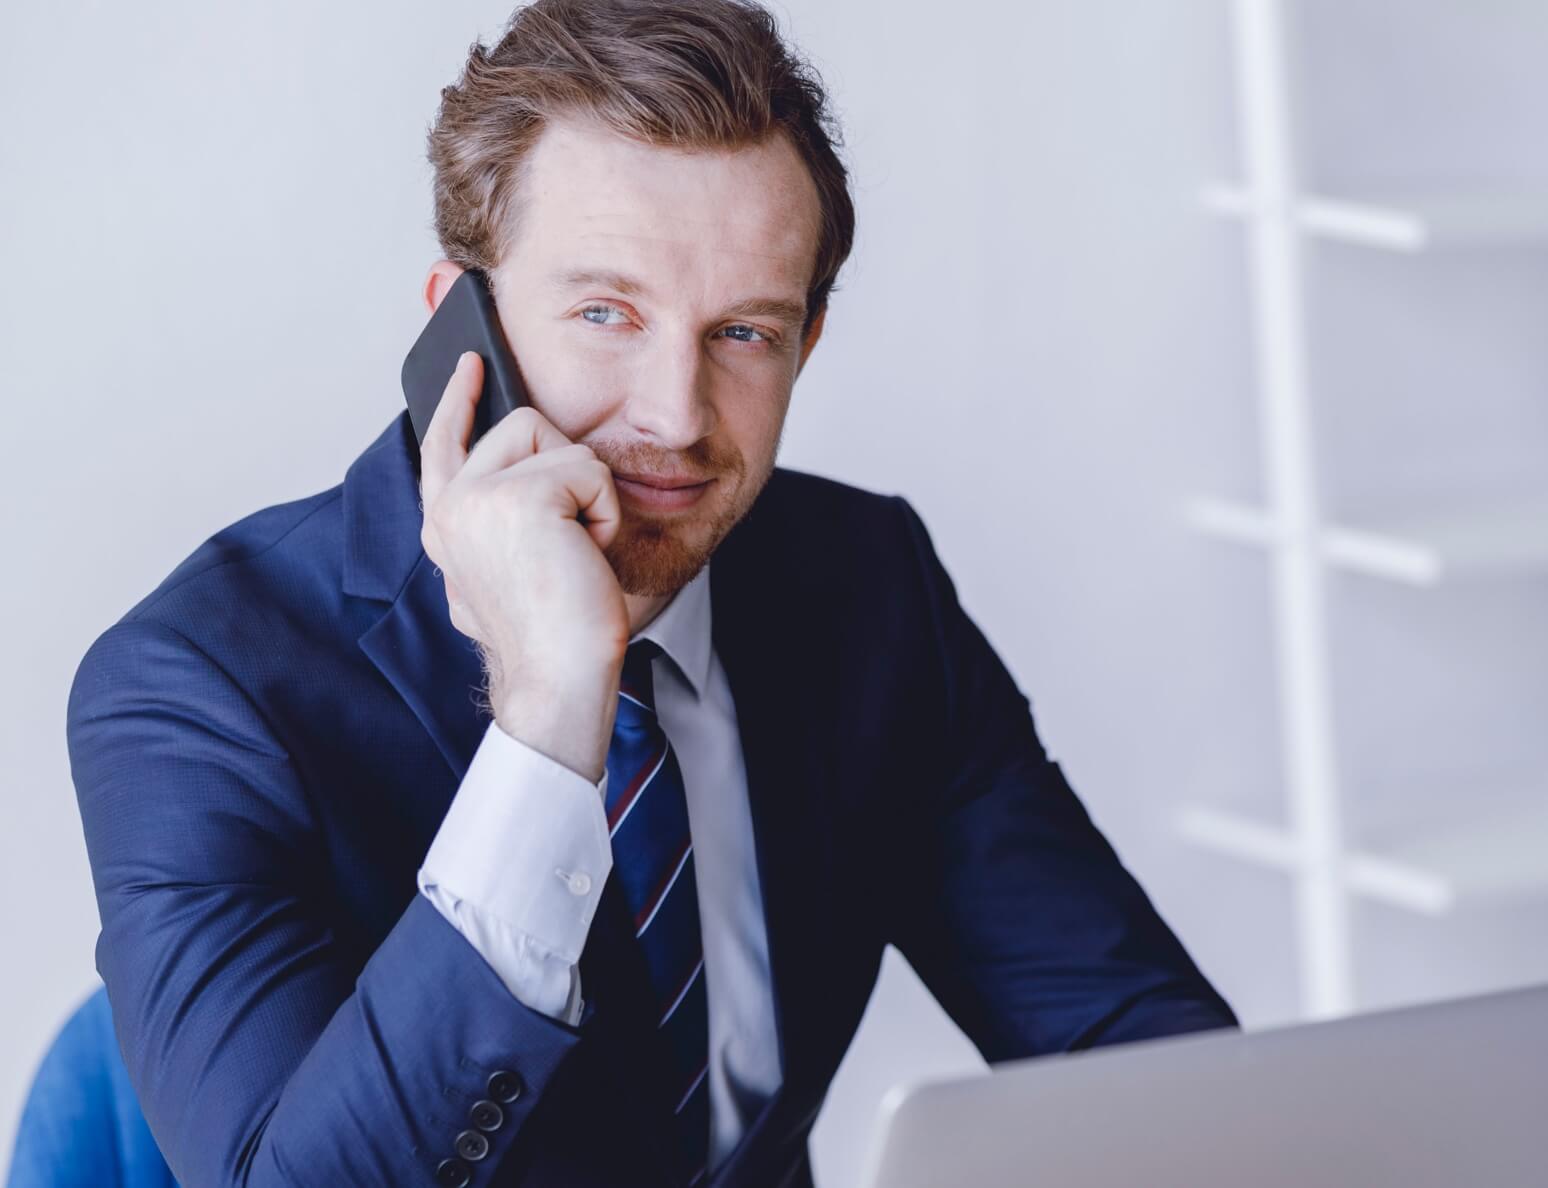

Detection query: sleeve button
xmin=487 ymin=1069 xmax=524 ymax=1103
xmin=434 ymin=1158 xmax=472 ymax=1188
xmin=470 ymin=1099 xmax=504 ymax=1132
xmin=455 ymin=1129 xmax=491 ymax=1162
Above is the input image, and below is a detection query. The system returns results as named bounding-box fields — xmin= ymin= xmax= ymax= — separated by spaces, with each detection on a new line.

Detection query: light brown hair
xmin=426 ymin=0 xmax=854 ymax=338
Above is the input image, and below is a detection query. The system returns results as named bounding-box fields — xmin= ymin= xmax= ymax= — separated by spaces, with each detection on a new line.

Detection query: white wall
xmin=3 ymin=1 xmax=1545 ymax=1183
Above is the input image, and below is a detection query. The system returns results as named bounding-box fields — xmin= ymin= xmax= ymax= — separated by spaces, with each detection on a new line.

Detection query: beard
xmin=590 ymin=434 xmax=773 ymax=598
xmin=604 ymin=506 xmax=732 ymax=597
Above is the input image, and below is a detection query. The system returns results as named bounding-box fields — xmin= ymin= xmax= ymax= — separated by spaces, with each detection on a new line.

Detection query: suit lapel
xmin=343 ymin=413 xmax=489 ymax=783
xmin=357 ymin=552 xmax=490 ymax=781
xmin=708 ymin=480 xmax=838 ymax=1108
xmin=704 ymin=484 xmax=858 ymax=1185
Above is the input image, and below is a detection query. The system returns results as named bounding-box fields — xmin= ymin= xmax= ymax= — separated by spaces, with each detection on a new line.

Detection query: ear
xmin=423 ymin=259 xmax=466 ymax=314
xmin=795 ymin=304 xmax=827 ymax=376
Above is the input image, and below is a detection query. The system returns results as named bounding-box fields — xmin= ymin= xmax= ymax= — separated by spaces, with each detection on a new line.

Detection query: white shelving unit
xmin=1180 ymin=0 xmax=1548 ymax=1020
xmin=1184 ymin=492 xmax=1548 ymax=586
xmin=1201 ymin=185 xmax=1548 ymax=253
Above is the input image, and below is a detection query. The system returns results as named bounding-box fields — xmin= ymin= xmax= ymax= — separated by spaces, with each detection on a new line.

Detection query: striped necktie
xmin=605 ymin=638 xmax=711 ymax=1186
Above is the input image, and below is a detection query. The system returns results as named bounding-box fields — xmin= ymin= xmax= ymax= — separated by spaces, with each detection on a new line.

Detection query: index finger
xmin=456 ymin=404 xmax=576 ymax=483
xmin=419 ymin=351 xmax=483 ymax=511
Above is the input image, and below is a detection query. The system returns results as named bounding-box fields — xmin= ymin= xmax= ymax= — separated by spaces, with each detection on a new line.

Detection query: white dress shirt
xmin=418 ymin=562 xmax=782 ymax=1171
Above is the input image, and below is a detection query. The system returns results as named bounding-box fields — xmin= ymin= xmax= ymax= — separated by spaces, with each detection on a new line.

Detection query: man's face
xmin=486 ymin=115 xmax=825 ymax=597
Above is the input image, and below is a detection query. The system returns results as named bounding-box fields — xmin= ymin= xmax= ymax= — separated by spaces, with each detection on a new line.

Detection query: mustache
xmin=587 ymin=437 xmax=744 ymax=483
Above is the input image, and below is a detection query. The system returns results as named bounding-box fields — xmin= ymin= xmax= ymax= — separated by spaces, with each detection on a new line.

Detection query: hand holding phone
xmin=417 ymin=349 xmax=628 ymax=782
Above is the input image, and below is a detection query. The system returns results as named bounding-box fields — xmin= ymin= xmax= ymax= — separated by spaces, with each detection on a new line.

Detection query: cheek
xmin=518 ymin=345 xmax=624 ymax=439
xmin=719 ymin=388 xmax=789 ymax=466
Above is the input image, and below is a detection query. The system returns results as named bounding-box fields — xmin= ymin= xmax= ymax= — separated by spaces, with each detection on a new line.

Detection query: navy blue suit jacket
xmin=68 ymin=411 xmax=1235 ymax=1187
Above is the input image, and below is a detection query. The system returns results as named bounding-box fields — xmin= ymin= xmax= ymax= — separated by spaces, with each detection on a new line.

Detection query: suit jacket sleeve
xmin=67 ymin=617 xmax=592 ymax=1187
xmin=885 ymin=496 xmax=1238 ymax=1060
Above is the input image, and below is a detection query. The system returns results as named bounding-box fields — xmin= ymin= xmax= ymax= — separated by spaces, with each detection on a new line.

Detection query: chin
xmin=606 ymin=518 xmax=715 ymax=597
xmin=606 ymin=483 xmax=754 ymax=597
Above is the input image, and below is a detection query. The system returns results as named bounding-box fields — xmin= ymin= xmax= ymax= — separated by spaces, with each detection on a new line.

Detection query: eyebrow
xmin=549 ymin=267 xmax=808 ymax=331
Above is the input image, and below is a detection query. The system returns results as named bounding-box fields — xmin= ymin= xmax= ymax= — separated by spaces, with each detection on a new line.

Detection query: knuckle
xmin=507 ymin=405 xmax=543 ymax=432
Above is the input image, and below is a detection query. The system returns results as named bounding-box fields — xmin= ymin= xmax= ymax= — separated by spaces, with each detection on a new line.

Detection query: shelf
xmin=1183 ymin=494 xmax=1548 ymax=586
xmin=1202 ymin=184 xmax=1548 ymax=252
xmin=1178 ymin=799 xmax=1548 ymax=917
xmin=1377 ymin=797 xmax=1548 ymax=905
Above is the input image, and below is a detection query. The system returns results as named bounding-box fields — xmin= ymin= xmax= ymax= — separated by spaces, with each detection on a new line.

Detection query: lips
xmin=612 ymin=471 xmax=714 ymax=513
xmin=612 ymin=472 xmax=711 ymax=490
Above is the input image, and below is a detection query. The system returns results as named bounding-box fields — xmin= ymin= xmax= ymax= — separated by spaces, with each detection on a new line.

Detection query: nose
xmin=622 ymin=332 xmax=719 ymax=450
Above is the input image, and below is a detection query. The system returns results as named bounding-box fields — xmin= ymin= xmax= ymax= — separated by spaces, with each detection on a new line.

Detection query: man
xmin=67 ymin=1 xmax=1236 ymax=1185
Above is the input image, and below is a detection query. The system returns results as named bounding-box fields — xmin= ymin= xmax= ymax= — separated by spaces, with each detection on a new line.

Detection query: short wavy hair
xmin=426 ymin=0 xmax=855 ymax=337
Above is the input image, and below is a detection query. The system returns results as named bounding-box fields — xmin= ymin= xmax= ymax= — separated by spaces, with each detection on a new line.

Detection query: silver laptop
xmin=858 ymin=983 xmax=1548 ymax=1188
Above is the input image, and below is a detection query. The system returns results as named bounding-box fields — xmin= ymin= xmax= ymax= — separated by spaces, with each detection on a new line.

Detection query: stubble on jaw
xmin=603 ymin=493 xmax=740 ymax=597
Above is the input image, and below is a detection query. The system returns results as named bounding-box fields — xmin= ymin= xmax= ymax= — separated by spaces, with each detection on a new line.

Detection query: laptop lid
xmin=859 ymin=983 xmax=1548 ymax=1188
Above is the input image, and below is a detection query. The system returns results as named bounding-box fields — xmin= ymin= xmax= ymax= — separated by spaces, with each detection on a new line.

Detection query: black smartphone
xmin=401 ymin=268 xmax=529 ymax=450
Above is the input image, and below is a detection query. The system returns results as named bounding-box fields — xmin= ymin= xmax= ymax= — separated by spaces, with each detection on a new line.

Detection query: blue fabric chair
xmin=7 ymin=985 xmax=177 ymax=1188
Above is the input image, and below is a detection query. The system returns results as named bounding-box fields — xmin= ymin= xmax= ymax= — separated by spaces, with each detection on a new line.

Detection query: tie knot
xmin=620 ymin=638 xmax=663 ymax=713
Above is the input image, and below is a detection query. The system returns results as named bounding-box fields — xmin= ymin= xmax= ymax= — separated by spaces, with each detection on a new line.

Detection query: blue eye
xmin=580 ymin=303 xmax=628 ymax=326
xmin=720 ymin=324 xmax=770 ymax=345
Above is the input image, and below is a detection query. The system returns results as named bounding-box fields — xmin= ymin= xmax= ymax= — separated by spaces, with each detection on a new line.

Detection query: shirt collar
xmin=631 ymin=560 xmax=713 ymax=699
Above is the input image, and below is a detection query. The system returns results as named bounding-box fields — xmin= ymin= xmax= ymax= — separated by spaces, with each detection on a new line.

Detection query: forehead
xmin=508 ymin=115 xmax=821 ymax=298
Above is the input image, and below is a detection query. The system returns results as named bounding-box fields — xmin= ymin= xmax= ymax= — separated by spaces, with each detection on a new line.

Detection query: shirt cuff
xmin=419 ymin=719 xmax=612 ymax=963
xmin=419 ymin=878 xmax=588 ymax=1021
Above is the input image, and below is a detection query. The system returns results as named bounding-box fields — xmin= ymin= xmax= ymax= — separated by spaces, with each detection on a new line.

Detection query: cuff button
xmin=434 ymin=1157 xmax=472 ymax=1188
xmin=487 ymin=1069 xmax=524 ymax=1103
xmin=456 ymin=1129 xmax=491 ymax=1162
xmin=470 ymin=1099 xmax=504 ymax=1132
